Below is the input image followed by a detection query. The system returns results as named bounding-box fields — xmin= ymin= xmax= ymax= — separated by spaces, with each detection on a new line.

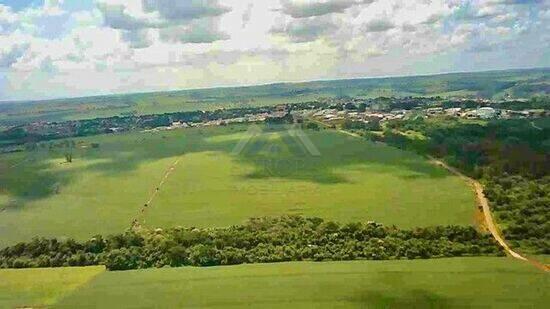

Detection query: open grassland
xmin=0 ymin=125 xmax=475 ymax=247
xmin=50 ymin=258 xmax=549 ymax=308
xmin=0 ymin=266 xmax=104 ymax=308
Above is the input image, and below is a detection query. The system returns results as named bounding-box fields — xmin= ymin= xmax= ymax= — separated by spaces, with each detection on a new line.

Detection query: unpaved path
xmin=427 ymin=156 xmax=548 ymax=272
xmin=132 ymin=156 xmax=183 ymax=229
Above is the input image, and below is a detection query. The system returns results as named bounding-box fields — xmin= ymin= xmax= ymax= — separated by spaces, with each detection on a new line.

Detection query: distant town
xmin=0 ymin=96 xmax=548 ymax=153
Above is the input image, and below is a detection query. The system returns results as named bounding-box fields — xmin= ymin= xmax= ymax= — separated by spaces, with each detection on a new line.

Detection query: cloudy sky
xmin=0 ymin=0 xmax=549 ymax=101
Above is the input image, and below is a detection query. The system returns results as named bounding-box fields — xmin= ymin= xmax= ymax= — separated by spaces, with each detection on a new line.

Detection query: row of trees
xmin=0 ymin=216 xmax=503 ymax=271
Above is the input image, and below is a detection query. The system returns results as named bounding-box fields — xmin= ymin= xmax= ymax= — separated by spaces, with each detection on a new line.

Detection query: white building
xmin=476 ymin=107 xmax=497 ymax=119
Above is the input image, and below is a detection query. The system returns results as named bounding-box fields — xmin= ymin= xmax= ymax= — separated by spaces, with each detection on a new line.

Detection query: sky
xmin=0 ymin=0 xmax=549 ymax=101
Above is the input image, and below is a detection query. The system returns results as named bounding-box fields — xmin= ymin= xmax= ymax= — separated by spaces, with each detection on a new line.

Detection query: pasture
xmin=0 ymin=124 xmax=475 ymax=247
xmin=1 ymin=258 xmax=545 ymax=308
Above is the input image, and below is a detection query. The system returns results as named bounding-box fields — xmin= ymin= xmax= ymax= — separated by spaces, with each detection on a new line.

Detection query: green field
xmin=0 ymin=266 xmax=105 ymax=308
xmin=0 ymin=124 xmax=475 ymax=247
xmin=0 ymin=258 xmax=546 ymax=308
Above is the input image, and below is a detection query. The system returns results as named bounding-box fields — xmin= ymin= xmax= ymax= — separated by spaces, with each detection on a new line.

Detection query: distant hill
xmin=0 ymin=67 xmax=548 ymax=127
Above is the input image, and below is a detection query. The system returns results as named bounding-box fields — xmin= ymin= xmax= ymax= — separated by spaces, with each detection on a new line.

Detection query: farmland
xmin=0 ymin=124 xmax=475 ymax=247
xmin=0 ymin=258 xmax=547 ymax=308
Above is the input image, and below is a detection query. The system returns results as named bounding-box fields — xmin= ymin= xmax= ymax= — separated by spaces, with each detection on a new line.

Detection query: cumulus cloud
xmin=0 ymin=5 xmax=18 ymax=34
xmin=0 ymin=43 xmax=29 ymax=68
xmin=0 ymin=0 xmax=548 ymax=100
xmin=122 ymin=29 xmax=153 ymax=48
xmin=271 ymin=17 xmax=338 ymax=42
xmin=98 ymin=3 xmax=156 ymax=30
xmin=159 ymin=20 xmax=229 ymax=43
xmin=277 ymin=0 xmax=377 ymax=18
xmin=142 ymin=0 xmax=231 ymax=20
xmin=96 ymin=0 xmax=232 ymax=45
xmin=241 ymin=3 xmax=254 ymax=28
xmin=279 ymin=0 xmax=358 ymax=18
xmin=362 ymin=18 xmax=395 ymax=32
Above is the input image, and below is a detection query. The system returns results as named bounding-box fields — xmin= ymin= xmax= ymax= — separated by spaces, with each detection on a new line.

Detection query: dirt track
xmin=427 ymin=156 xmax=549 ymax=272
xmin=132 ymin=156 xmax=183 ymax=229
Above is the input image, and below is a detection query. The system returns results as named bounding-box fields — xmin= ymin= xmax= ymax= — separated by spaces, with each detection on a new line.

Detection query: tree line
xmin=0 ymin=216 xmax=503 ymax=271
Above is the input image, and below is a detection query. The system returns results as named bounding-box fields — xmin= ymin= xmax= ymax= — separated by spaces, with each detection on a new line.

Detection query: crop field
xmin=0 ymin=124 xmax=475 ymax=247
xmin=0 ymin=258 xmax=546 ymax=308
xmin=0 ymin=266 xmax=105 ymax=308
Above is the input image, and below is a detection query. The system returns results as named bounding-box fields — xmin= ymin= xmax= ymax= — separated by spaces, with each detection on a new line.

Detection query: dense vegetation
xmin=372 ymin=117 xmax=549 ymax=254
xmin=384 ymin=118 xmax=549 ymax=177
xmin=484 ymin=175 xmax=549 ymax=253
xmin=496 ymin=96 xmax=550 ymax=110
xmin=0 ymin=216 xmax=503 ymax=271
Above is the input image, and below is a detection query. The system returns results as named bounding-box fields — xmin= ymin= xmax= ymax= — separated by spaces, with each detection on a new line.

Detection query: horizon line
xmin=1 ymin=65 xmax=548 ymax=104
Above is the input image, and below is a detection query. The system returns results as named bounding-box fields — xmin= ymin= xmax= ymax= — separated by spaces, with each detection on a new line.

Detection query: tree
xmin=305 ymin=122 xmax=320 ymax=131
xmin=168 ymin=245 xmax=188 ymax=266
xmin=104 ymin=248 xmax=140 ymax=270
xmin=344 ymin=102 xmax=357 ymax=110
xmin=64 ymin=152 xmax=73 ymax=163
xmin=188 ymin=244 xmax=218 ymax=266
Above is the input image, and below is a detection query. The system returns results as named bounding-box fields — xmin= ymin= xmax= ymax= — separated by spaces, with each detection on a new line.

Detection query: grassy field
xmin=31 ymin=258 xmax=546 ymax=308
xmin=0 ymin=266 xmax=105 ymax=308
xmin=0 ymin=124 xmax=475 ymax=247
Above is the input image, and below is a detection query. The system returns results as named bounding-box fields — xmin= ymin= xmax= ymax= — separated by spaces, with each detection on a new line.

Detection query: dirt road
xmin=428 ymin=156 xmax=549 ymax=272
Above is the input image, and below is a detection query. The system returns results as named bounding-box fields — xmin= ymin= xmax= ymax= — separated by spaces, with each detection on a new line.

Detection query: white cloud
xmin=142 ymin=0 xmax=231 ymax=20
xmin=271 ymin=16 xmax=338 ymax=42
xmin=0 ymin=41 xmax=29 ymax=68
xmin=278 ymin=0 xmax=362 ymax=18
xmin=0 ymin=0 xmax=548 ymax=100
xmin=362 ymin=18 xmax=395 ymax=32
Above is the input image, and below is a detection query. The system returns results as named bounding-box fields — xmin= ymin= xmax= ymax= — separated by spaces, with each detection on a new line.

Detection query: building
xmin=476 ymin=107 xmax=497 ymax=119
xmin=445 ymin=108 xmax=462 ymax=116
xmin=426 ymin=107 xmax=443 ymax=116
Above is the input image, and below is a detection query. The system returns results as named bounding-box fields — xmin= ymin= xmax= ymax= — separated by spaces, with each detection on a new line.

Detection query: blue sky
xmin=0 ymin=0 xmax=549 ymax=101
xmin=1 ymin=0 xmax=41 ymax=11
xmin=0 ymin=0 xmax=93 ymax=11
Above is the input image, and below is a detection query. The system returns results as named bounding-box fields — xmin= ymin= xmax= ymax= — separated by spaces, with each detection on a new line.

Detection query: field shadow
xmin=354 ymin=289 xmax=453 ymax=308
xmin=0 ymin=154 xmax=72 ymax=209
xmin=226 ymin=127 xmax=450 ymax=184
